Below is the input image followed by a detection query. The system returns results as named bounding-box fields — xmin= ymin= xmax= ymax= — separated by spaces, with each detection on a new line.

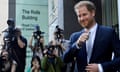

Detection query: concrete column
xmin=0 ymin=0 xmax=8 ymax=31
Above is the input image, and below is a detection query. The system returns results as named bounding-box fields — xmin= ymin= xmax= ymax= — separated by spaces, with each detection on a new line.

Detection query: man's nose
xmin=80 ymin=16 xmax=84 ymax=21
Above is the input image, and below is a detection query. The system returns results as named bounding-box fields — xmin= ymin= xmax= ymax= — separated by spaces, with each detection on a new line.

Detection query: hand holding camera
xmin=43 ymin=43 xmax=58 ymax=57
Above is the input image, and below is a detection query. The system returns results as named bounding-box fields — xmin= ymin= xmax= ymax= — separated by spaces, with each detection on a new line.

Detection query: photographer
xmin=54 ymin=26 xmax=74 ymax=72
xmin=2 ymin=18 xmax=16 ymax=51
xmin=13 ymin=27 xmax=27 ymax=72
xmin=0 ymin=49 xmax=17 ymax=72
xmin=53 ymin=25 xmax=66 ymax=57
xmin=41 ymin=41 xmax=64 ymax=72
xmin=2 ymin=19 xmax=27 ymax=72
xmin=29 ymin=25 xmax=44 ymax=59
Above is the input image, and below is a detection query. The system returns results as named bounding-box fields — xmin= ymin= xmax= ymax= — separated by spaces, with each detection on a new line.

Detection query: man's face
xmin=76 ymin=6 xmax=95 ymax=29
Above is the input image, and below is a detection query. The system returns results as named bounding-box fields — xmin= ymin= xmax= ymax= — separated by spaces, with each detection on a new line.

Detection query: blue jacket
xmin=63 ymin=25 xmax=120 ymax=72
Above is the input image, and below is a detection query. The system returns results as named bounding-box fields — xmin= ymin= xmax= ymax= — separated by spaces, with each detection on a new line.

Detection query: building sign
xmin=16 ymin=0 xmax=48 ymax=44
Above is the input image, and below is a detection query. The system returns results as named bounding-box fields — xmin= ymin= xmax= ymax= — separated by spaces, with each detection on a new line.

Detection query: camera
xmin=54 ymin=25 xmax=63 ymax=40
xmin=33 ymin=25 xmax=44 ymax=41
xmin=46 ymin=45 xmax=56 ymax=56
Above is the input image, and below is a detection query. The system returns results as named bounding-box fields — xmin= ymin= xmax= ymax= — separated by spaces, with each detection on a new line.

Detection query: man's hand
xmin=77 ymin=31 xmax=89 ymax=46
xmin=17 ymin=37 xmax=25 ymax=48
xmin=85 ymin=63 xmax=99 ymax=72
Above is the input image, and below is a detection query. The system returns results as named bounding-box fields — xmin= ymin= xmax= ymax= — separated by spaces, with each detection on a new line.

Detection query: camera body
xmin=33 ymin=25 xmax=44 ymax=40
xmin=33 ymin=31 xmax=42 ymax=41
xmin=54 ymin=25 xmax=63 ymax=40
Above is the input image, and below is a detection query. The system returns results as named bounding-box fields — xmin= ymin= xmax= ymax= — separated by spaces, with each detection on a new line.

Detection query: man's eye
xmin=83 ymin=13 xmax=87 ymax=16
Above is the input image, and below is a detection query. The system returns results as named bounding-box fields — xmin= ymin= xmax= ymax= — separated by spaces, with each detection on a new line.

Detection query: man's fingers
xmin=85 ymin=64 xmax=94 ymax=71
xmin=84 ymin=29 xmax=89 ymax=33
xmin=79 ymin=33 xmax=89 ymax=41
xmin=85 ymin=64 xmax=98 ymax=72
xmin=86 ymin=64 xmax=92 ymax=69
xmin=77 ymin=31 xmax=89 ymax=46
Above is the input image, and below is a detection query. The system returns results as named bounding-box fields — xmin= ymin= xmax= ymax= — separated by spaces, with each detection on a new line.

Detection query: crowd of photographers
xmin=0 ymin=19 xmax=74 ymax=72
xmin=28 ymin=25 xmax=71 ymax=72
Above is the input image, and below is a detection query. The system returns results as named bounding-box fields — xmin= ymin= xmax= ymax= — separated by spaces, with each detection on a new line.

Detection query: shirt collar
xmin=84 ymin=23 xmax=98 ymax=33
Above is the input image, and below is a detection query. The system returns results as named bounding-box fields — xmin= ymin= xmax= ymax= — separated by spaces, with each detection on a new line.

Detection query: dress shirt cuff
xmin=98 ymin=64 xmax=103 ymax=72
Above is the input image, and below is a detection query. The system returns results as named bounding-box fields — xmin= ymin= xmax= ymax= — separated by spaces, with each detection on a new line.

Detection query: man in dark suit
xmin=63 ymin=1 xmax=120 ymax=72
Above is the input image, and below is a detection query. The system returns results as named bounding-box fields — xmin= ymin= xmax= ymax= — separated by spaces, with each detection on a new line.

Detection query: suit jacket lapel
xmin=89 ymin=25 xmax=101 ymax=63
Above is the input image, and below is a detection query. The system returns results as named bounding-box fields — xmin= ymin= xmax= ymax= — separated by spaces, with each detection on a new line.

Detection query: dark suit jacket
xmin=63 ymin=25 xmax=120 ymax=72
